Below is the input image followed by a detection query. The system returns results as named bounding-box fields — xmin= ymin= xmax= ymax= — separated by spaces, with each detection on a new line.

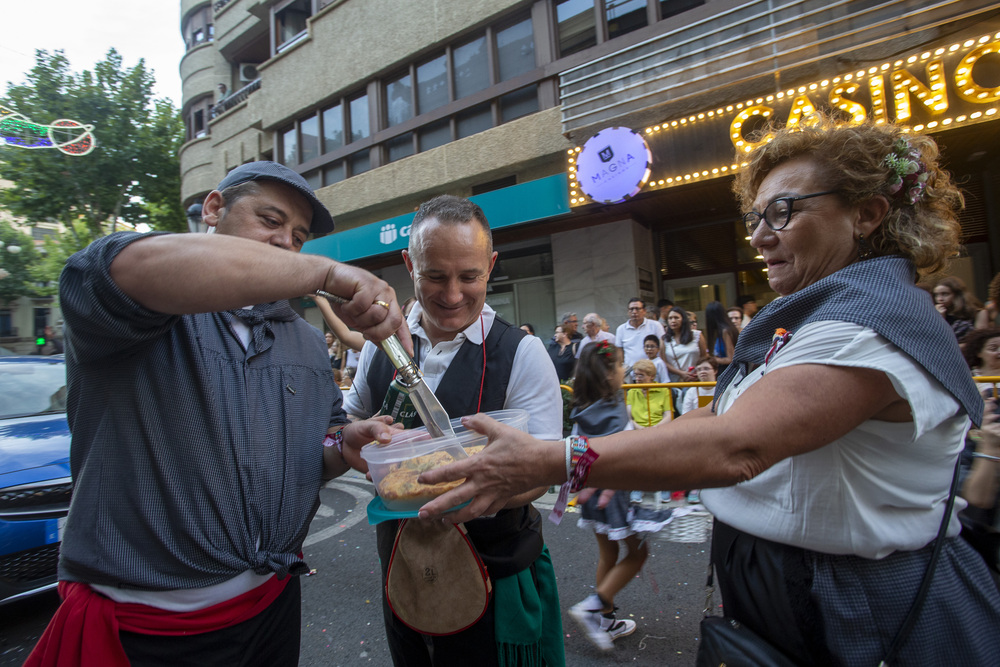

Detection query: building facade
xmin=179 ymin=0 xmax=1000 ymax=337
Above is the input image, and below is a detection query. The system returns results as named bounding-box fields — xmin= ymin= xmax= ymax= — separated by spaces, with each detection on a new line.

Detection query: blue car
xmin=0 ymin=355 xmax=71 ymax=605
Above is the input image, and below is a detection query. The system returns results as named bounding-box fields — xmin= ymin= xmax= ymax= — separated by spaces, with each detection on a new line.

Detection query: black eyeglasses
xmin=743 ymin=191 xmax=841 ymax=235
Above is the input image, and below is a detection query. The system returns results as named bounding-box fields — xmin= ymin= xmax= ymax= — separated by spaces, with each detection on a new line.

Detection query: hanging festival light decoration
xmin=1 ymin=104 xmax=96 ymax=156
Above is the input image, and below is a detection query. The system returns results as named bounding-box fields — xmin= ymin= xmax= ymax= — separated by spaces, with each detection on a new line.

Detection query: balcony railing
xmin=211 ymin=78 xmax=261 ymax=118
xmin=213 ymin=0 xmax=234 ymax=13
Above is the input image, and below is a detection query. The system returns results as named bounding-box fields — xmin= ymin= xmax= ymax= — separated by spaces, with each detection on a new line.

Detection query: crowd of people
xmin=28 ymin=114 xmax=1000 ymax=667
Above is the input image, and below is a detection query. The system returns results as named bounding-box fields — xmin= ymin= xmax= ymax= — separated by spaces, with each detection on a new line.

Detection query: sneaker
xmin=569 ymin=596 xmax=614 ymax=651
xmin=688 ymin=490 xmax=701 ymax=504
xmin=602 ymin=613 xmax=637 ymax=642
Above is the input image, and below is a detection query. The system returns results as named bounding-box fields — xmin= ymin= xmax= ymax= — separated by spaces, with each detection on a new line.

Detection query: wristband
xmin=323 ymin=428 xmax=346 ymax=462
xmin=549 ymin=436 xmax=598 ymax=526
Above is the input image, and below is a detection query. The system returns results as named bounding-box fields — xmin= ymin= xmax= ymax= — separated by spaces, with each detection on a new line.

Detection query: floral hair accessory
xmin=884 ymin=138 xmax=929 ymax=206
xmin=594 ymin=339 xmax=613 ymax=361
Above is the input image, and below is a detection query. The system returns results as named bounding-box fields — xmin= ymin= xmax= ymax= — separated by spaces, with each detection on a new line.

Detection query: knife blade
xmin=314 ymin=291 xmax=459 ymax=443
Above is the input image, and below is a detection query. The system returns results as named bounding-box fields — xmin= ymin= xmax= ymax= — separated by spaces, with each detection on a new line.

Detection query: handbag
xmin=385 ymin=519 xmax=492 ymax=636
xmin=697 ymin=457 xmax=962 ymax=667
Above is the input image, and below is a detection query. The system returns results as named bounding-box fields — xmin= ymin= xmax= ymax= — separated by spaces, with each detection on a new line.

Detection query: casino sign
xmin=568 ymin=31 xmax=1000 ymax=206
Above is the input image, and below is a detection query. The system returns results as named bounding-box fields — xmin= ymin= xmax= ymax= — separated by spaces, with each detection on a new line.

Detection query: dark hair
xmin=628 ymin=297 xmax=644 ymax=308
xmin=656 ymin=298 xmax=674 ymax=309
xmin=409 ymin=194 xmax=492 ymax=256
xmin=727 ymin=305 xmax=743 ymax=315
xmin=736 ymin=295 xmax=756 ymax=308
xmin=572 ymin=343 xmax=620 ymax=409
xmin=519 ymin=323 xmax=535 ymax=335
xmin=664 ymin=306 xmax=694 ymax=346
xmin=962 ymin=328 xmax=1000 ymax=370
xmin=643 ymin=334 xmax=660 ymax=348
xmin=705 ymin=301 xmax=739 ymax=356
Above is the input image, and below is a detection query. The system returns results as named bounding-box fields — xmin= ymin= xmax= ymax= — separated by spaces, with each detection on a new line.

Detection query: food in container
xmin=360 ymin=409 xmax=528 ymax=512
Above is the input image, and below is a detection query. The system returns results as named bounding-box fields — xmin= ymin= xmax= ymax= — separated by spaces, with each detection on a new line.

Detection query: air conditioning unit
xmin=238 ymin=63 xmax=259 ymax=83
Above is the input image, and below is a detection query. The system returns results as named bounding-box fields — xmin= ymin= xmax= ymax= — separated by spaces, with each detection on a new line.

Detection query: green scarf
xmin=494 ymin=546 xmax=565 ymax=666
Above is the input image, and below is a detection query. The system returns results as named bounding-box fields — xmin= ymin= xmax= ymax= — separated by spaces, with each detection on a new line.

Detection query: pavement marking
xmin=303 ymin=478 xmax=374 ymax=546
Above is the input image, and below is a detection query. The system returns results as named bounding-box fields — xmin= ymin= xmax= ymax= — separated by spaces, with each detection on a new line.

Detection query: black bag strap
xmin=878 ymin=454 xmax=962 ymax=666
xmin=703 ymin=455 xmax=963 ymax=666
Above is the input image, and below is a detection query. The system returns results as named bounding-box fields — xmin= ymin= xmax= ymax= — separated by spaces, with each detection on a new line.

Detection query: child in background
xmin=626 ymin=360 xmax=672 ymax=428
xmin=568 ymin=342 xmax=673 ymax=651
xmin=642 ymin=334 xmax=670 ymax=384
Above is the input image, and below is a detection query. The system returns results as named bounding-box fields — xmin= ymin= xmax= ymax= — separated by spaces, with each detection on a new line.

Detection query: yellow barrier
xmin=560 ymin=381 xmax=719 ymax=427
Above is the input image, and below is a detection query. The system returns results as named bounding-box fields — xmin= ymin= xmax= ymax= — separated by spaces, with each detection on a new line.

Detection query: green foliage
xmin=0 ymin=221 xmax=39 ymax=306
xmin=0 ymin=49 xmax=185 ymax=235
xmin=28 ymin=221 xmax=97 ymax=298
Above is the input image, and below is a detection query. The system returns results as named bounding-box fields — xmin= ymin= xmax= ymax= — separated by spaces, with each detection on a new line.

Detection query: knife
xmin=314 ymin=291 xmax=458 ymax=440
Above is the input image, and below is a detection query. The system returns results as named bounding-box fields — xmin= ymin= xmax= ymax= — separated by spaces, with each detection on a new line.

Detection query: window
xmin=185 ymin=96 xmax=213 ymax=141
xmin=386 ymin=72 xmax=413 ymax=127
xmin=606 ymin=0 xmax=648 ymax=40
xmin=660 ymin=0 xmax=703 ymax=20
xmin=193 ymin=109 xmax=206 ymax=138
xmin=417 ymin=55 xmax=449 ymax=114
xmin=304 ymin=170 xmax=321 ymax=189
xmin=275 ymin=0 xmax=311 ymax=52
xmin=300 ymin=115 xmax=319 ymax=163
xmin=453 ymin=37 xmax=489 ymax=98
xmin=323 ymin=161 xmax=345 ymax=185
xmin=350 ymin=150 xmax=371 ymax=175
xmin=349 ymin=94 xmax=370 ymax=142
xmin=457 ymin=104 xmax=492 ymax=139
xmin=282 ymin=126 xmax=297 ymax=164
xmin=500 ymin=85 xmax=538 ymax=123
xmin=419 ymin=120 xmax=451 ymax=152
xmin=322 ymin=103 xmax=344 ymax=152
xmin=0 ymin=310 xmax=11 ymax=338
xmin=496 ymin=18 xmax=535 ymax=81
xmin=386 ymin=132 xmax=415 ymax=162
xmin=184 ymin=6 xmax=213 ymax=50
xmin=556 ymin=0 xmax=597 ymax=57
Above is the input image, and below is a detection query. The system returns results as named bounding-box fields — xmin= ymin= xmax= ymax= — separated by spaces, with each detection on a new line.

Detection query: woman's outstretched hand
xmin=416 ymin=413 xmax=561 ymax=523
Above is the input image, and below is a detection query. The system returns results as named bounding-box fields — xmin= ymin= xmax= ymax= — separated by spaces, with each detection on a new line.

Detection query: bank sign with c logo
xmin=574 ymin=127 xmax=652 ymax=204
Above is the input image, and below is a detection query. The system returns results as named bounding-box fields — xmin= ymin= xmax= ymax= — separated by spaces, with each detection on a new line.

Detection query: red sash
xmin=24 ymin=575 xmax=288 ymax=667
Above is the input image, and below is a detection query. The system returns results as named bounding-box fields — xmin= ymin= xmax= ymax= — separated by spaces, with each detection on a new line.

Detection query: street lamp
xmin=186 ymin=203 xmax=206 ymax=234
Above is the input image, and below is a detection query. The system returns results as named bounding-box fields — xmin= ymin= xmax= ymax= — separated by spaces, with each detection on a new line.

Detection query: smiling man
xmin=343 ymin=195 xmax=564 ymax=666
xmin=27 ymin=162 xmax=406 ymax=667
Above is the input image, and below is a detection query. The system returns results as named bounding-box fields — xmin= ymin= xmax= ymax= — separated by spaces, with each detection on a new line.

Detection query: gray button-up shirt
xmin=58 ymin=232 xmax=345 ymax=590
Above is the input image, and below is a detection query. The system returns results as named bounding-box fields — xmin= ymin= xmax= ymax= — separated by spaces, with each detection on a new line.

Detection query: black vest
xmin=371 ymin=315 xmax=544 ymax=578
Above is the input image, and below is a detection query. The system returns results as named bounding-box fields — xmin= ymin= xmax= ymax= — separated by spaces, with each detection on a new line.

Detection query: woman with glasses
xmin=420 ymin=114 xmax=1000 ymax=664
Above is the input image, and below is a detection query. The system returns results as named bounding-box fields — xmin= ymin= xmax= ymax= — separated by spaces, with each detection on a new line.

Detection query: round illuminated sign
xmin=575 ymin=127 xmax=652 ymax=204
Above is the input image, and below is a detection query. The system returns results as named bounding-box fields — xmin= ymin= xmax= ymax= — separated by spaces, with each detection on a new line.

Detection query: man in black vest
xmin=343 ymin=195 xmax=565 ymax=666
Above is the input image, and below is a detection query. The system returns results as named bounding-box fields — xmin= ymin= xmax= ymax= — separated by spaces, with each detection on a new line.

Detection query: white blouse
xmin=701 ymin=320 xmax=968 ymax=559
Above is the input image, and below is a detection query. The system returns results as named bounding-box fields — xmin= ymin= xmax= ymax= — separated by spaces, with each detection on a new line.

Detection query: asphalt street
xmin=1 ymin=472 xmax=712 ymax=666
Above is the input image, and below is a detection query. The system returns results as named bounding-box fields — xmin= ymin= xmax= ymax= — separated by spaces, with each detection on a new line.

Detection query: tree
xmin=28 ymin=221 xmax=97 ymax=298
xmin=0 ymin=220 xmax=39 ymax=307
xmin=0 ymin=49 xmax=185 ymax=237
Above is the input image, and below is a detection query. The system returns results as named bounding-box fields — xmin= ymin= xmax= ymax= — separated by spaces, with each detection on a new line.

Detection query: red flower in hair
xmin=594 ymin=339 xmax=613 ymax=360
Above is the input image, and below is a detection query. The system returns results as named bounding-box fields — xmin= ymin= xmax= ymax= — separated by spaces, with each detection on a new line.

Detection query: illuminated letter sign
xmin=571 ymin=127 xmax=652 ymax=204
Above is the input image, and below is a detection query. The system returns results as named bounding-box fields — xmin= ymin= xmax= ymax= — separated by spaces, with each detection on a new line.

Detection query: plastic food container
xmin=360 ymin=409 xmax=528 ymax=512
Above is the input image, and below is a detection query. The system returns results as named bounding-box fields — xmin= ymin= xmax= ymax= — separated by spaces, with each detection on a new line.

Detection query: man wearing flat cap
xmin=26 ymin=162 xmax=408 ymax=667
